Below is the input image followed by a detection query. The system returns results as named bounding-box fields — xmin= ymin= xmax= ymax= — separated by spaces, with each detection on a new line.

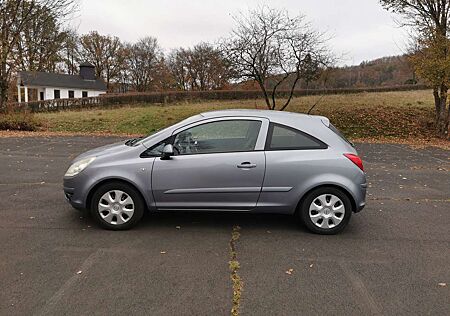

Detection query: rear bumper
xmin=354 ymin=182 xmax=367 ymax=213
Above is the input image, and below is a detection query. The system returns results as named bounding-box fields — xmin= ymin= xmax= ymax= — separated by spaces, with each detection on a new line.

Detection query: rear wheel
xmin=90 ymin=182 xmax=144 ymax=230
xmin=299 ymin=187 xmax=352 ymax=235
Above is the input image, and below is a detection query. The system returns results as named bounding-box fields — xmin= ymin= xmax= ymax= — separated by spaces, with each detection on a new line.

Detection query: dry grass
xmin=29 ymin=89 xmax=444 ymax=141
xmin=0 ymin=112 xmax=41 ymax=131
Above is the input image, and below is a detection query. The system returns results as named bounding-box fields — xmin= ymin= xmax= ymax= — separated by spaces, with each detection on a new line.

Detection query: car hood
xmin=74 ymin=141 xmax=131 ymax=161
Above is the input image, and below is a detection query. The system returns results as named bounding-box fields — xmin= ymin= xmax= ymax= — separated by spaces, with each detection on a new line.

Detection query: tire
xmin=298 ymin=187 xmax=352 ymax=235
xmin=90 ymin=181 xmax=145 ymax=230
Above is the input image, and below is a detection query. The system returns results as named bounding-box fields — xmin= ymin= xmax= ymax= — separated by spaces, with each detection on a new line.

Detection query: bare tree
xmin=168 ymin=43 xmax=232 ymax=91
xmin=222 ymin=6 xmax=333 ymax=110
xmin=168 ymin=48 xmax=190 ymax=90
xmin=380 ymin=0 xmax=450 ymax=138
xmin=0 ymin=0 xmax=76 ymax=110
xmin=12 ymin=2 xmax=67 ymax=72
xmin=79 ymin=31 xmax=126 ymax=90
xmin=126 ymin=37 xmax=163 ymax=92
xmin=60 ymin=28 xmax=80 ymax=75
xmin=153 ymin=56 xmax=176 ymax=91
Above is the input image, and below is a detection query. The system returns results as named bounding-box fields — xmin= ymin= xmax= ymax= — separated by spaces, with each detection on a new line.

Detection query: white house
xmin=16 ymin=62 xmax=107 ymax=102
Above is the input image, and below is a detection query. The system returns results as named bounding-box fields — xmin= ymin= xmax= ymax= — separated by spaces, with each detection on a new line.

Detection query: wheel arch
xmin=86 ymin=178 xmax=149 ymax=212
xmin=294 ymin=184 xmax=357 ymax=215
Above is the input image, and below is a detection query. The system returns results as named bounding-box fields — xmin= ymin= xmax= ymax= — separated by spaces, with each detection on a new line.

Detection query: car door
xmin=151 ymin=117 xmax=269 ymax=211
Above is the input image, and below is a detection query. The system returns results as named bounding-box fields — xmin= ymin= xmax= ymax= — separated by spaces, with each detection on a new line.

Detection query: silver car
xmin=63 ymin=109 xmax=366 ymax=234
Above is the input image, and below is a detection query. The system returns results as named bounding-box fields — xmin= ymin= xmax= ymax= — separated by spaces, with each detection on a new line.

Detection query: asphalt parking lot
xmin=0 ymin=136 xmax=449 ymax=316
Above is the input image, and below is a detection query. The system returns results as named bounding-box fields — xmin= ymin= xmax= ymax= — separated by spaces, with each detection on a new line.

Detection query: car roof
xmin=141 ymin=108 xmax=352 ymax=152
xmin=199 ymin=109 xmax=329 ymax=126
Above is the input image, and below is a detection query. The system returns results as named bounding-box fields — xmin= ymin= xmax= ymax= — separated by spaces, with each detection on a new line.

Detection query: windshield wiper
xmin=125 ymin=137 xmax=143 ymax=146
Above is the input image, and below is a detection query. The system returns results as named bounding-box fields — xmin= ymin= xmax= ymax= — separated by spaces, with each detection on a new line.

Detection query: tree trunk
xmin=255 ymin=77 xmax=271 ymax=110
xmin=434 ymin=85 xmax=449 ymax=139
xmin=0 ymin=78 xmax=7 ymax=112
xmin=0 ymin=61 xmax=8 ymax=112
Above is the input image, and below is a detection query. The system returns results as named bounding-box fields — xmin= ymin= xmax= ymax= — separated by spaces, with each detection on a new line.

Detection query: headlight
xmin=64 ymin=157 xmax=96 ymax=177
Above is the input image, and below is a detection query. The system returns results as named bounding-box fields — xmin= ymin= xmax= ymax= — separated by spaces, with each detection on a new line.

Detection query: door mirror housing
xmin=161 ymin=144 xmax=174 ymax=160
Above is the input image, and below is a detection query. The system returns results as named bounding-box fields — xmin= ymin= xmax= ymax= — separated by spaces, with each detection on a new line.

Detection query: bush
xmin=0 ymin=112 xmax=41 ymax=131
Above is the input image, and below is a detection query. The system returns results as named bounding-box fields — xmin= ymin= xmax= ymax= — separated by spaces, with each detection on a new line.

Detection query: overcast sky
xmin=73 ymin=0 xmax=408 ymax=66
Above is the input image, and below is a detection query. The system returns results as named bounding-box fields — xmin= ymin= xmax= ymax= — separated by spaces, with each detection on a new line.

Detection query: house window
xmin=39 ymin=92 xmax=44 ymax=101
xmin=68 ymin=90 xmax=74 ymax=98
xmin=82 ymin=91 xmax=88 ymax=98
xmin=54 ymin=90 xmax=60 ymax=99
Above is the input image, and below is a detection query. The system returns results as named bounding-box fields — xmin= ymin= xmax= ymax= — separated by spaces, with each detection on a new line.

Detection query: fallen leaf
xmin=76 ymin=271 xmax=82 ymax=275
xmin=175 ymin=226 xmax=181 ymax=229
xmin=286 ymin=268 xmax=294 ymax=275
xmin=438 ymin=282 xmax=447 ymax=287
xmin=29 ymin=216 xmax=35 ymax=219
xmin=160 ymin=251 xmax=166 ymax=254
xmin=309 ymin=264 xmax=314 ymax=268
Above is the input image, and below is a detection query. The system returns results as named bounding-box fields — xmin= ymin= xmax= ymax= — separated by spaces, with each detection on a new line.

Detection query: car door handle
xmin=237 ymin=162 xmax=257 ymax=169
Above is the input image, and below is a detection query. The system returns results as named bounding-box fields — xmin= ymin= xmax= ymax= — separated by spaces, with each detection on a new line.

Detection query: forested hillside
xmin=321 ymin=55 xmax=420 ymax=89
xmin=238 ymin=55 xmax=421 ymax=91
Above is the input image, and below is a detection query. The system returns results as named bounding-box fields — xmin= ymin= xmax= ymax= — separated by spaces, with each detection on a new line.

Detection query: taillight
xmin=344 ymin=153 xmax=364 ymax=171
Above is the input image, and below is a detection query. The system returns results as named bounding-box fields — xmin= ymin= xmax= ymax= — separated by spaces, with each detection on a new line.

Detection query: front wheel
xmin=298 ymin=187 xmax=352 ymax=235
xmin=90 ymin=182 xmax=144 ymax=230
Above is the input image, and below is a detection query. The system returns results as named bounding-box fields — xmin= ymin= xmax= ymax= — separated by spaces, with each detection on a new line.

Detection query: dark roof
xmin=18 ymin=71 xmax=107 ymax=91
xmin=79 ymin=62 xmax=94 ymax=68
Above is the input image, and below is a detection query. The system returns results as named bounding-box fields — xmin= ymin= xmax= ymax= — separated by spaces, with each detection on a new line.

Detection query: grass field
xmin=35 ymin=90 xmax=438 ymax=140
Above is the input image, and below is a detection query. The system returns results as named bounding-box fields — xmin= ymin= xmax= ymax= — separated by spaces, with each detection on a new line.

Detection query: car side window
xmin=266 ymin=123 xmax=326 ymax=150
xmin=173 ymin=120 xmax=262 ymax=155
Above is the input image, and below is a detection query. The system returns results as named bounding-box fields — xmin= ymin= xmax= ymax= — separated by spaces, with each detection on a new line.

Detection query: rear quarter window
xmin=265 ymin=123 xmax=327 ymax=150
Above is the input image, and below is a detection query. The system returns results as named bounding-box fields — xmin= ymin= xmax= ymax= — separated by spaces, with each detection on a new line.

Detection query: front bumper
xmin=63 ymin=186 xmax=85 ymax=210
xmin=63 ymin=171 xmax=89 ymax=211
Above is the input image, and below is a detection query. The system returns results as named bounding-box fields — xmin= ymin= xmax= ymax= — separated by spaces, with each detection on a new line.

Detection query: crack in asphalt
xmin=0 ymin=182 xmax=60 ymax=186
xmin=229 ymin=225 xmax=242 ymax=316
xmin=368 ymin=197 xmax=450 ymax=202
xmin=36 ymin=250 xmax=104 ymax=316
xmin=339 ymin=260 xmax=383 ymax=316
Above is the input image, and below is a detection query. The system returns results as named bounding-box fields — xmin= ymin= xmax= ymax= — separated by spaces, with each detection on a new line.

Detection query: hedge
xmin=10 ymin=84 xmax=429 ymax=113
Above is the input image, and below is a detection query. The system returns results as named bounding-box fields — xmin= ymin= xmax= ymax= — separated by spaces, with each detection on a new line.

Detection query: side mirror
xmin=161 ymin=144 xmax=174 ymax=160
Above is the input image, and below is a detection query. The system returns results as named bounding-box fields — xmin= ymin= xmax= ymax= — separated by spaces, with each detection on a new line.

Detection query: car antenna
xmin=307 ymin=94 xmax=326 ymax=115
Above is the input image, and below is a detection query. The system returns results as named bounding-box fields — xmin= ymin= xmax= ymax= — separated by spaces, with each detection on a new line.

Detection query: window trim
xmin=171 ymin=119 xmax=263 ymax=156
xmin=264 ymin=122 xmax=328 ymax=151
xmin=172 ymin=117 xmax=269 ymax=153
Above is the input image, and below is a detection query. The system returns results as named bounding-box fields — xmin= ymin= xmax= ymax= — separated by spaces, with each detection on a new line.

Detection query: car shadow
xmin=70 ymin=208 xmax=360 ymax=235
xmin=137 ymin=211 xmax=304 ymax=232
